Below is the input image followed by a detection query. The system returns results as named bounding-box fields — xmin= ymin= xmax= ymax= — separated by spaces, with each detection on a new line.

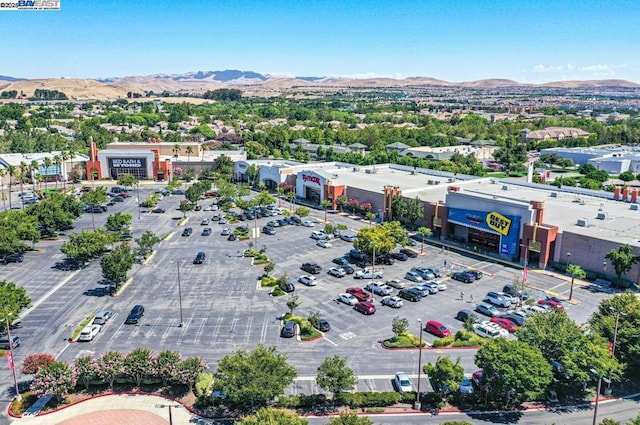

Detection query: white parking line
xmin=19 ymin=269 xmax=81 ymax=320
xmin=323 ymin=336 xmax=338 ymax=346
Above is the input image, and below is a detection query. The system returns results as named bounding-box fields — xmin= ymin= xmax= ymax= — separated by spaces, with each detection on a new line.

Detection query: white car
xmin=302 ymin=220 xmax=316 ymax=227
xmin=386 ymin=279 xmax=406 ymax=289
xmin=523 ymin=304 xmax=550 ymax=314
xmin=393 ymin=372 xmax=414 ymax=393
xmin=78 ymin=324 xmax=101 ymax=342
xmin=338 ymin=293 xmax=358 ymax=306
xmin=473 ymin=322 xmax=507 ymax=339
xmin=381 ymin=296 xmax=404 ymax=308
xmin=354 ymin=269 xmax=384 ymax=279
xmin=328 ymin=267 xmax=346 ymax=278
xmin=481 ymin=320 xmax=509 ymax=337
xmin=298 ymin=275 xmax=317 ymax=286
xmin=317 ymin=240 xmax=332 ymax=249
xmin=485 ymin=292 xmax=511 ymax=308
xmin=365 ymin=282 xmax=393 ymax=296
xmin=404 ymin=271 xmax=423 ymax=282
xmin=203 ymin=205 xmax=212 ymax=211
xmin=311 ymin=231 xmax=328 ymax=240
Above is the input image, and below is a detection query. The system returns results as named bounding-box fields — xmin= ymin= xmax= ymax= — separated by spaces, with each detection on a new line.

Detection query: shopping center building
xmin=234 ymin=159 xmax=640 ymax=282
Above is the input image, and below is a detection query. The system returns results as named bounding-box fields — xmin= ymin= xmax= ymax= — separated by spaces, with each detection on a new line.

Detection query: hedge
xmin=337 ymin=391 xmax=402 ymax=408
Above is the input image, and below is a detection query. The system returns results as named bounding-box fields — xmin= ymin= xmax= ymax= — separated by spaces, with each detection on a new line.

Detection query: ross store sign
xmin=108 ymin=158 xmax=146 ymax=169
xmin=301 ymin=173 xmax=321 ymax=186
xmin=486 ymin=211 xmax=512 ymax=236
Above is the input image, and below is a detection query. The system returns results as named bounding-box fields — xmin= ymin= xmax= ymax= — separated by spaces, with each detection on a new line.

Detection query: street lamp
xmin=175 ymin=261 xmax=185 ymax=327
xmin=3 ymin=314 xmax=21 ymax=401
xmin=566 ymin=252 xmax=571 ymax=275
xmin=415 ymin=318 xmax=423 ymax=411
xmin=136 ymin=181 xmax=141 ymax=220
xmin=590 ymin=368 xmax=611 ymax=425
xmin=155 ymin=403 xmax=181 ymax=425
xmin=603 ymin=261 xmax=607 ymax=275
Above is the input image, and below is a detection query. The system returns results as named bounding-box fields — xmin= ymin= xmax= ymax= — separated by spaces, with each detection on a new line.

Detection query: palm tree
xmin=172 ymin=144 xmax=181 ymax=177
xmin=43 ymin=157 xmax=53 ymax=190
xmin=7 ymin=165 xmax=15 ymax=209
xmin=366 ymin=211 xmax=377 ymax=227
xmin=30 ymin=159 xmax=39 ymax=194
xmin=18 ymin=161 xmax=27 ymax=208
xmin=566 ymin=264 xmax=586 ymax=301
xmin=53 ymin=155 xmax=62 ymax=190
xmin=0 ymin=168 xmax=6 ymax=210
xmin=320 ymin=199 xmax=332 ymax=223
xmin=417 ymin=226 xmax=432 ymax=255
xmin=276 ymin=185 xmax=285 ymax=207
xmin=200 ymin=143 xmax=208 ymax=178
xmin=185 ymin=145 xmax=194 ymax=165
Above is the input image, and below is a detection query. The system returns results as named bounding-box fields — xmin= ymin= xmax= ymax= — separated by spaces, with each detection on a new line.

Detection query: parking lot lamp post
xmin=603 ymin=261 xmax=607 ymax=276
xmin=136 ymin=181 xmax=141 ymax=220
xmin=370 ymin=245 xmax=376 ymax=301
xmin=3 ymin=314 xmax=21 ymax=401
xmin=415 ymin=318 xmax=423 ymax=410
xmin=590 ymin=368 xmax=611 ymax=425
xmin=176 ymin=261 xmax=184 ymax=327
xmin=156 ymin=403 xmax=180 ymax=425
xmin=566 ymin=252 xmax=570 ymax=274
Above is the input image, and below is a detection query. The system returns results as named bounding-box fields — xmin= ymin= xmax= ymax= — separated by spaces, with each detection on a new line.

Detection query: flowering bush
xmin=21 ymin=353 xmax=55 ymax=375
xmin=31 ymin=362 xmax=76 ymax=401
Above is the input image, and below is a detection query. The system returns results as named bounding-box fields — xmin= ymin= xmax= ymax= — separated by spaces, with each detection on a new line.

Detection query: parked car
xmin=181 ymin=227 xmax=193 ymax=237
xmin=475 ymin=303 xmax=500 ymax=317
xmin=281 ymin=282 xmax=295 ymax=293
xmin=477 ymin=321 xmax=509 ymax=338
xmin=399 ymin=248 xmax=418 ymax=258
xmin=221 ymin=228 xmax=231 ymax=236
xmin=456 ymin=309 xmax=479 ymax=323
xmin=341 ymin=234 xmax=357 ymax=242
xmin=201 ymin=218 xmax=210 ymax=225
xmin=227 ymin=234 xmax=237 ymax=241
xmin=2 ymin=252 xmax=24 ymax=264
xmin=485 ymin=292 xmax=511 ymax=308
xmin=193 ymin=251 xmax=206 ymax=264
xmin=425 ymin=320 xmax=451 ymax=337
xmin=354 ymin=269 xmax=384 ymax=279
xmin=473 ymin=322 xmax=505 ymax=339
xmin=302 ymin=220 xmax=316 ymax=227
xmin=78 ymin=324 xmax=101 ymax=342
xmin=393 ymin=372 xmax=413 ymax=393
xmin=333 ymin=257 xmax=349 ymax=266
xmin=201 ymin=228 xmax=212 ymax=236
xmin=381 ymin=296 xmax=404 ymax=308
xmin=317 ymin=240 xmax=332 ymax=249
xmin=337 ymin=293 xmax=358 ymax=306
xmin=412 ymin=266 xmax=435 ymax=280
xmin=397 ymin=288 xmax=422 ymax=302
xmin=490 ymin=317 xmax=519 ymax=332
xmin=410 ymin=285 xmax=430 ymax=297
xmin=472 ymin=370 xmax=490 ymax=392
xmin=349 ymin=249 xmax=367 ymax=261
xmin=386 ymin=279 xmax=406 ymax=289
xmin=419 ymin=282 xmax=439 ymax=294
xmin=262 ymin=226 xmax=276 ymax=235
xmin=339 ymin=265 xmax=355 ymax=275
xmin=500 ymin=311 xmax=526 ymax=326
xmin=311 ymin=231 xmax=329 ymax=240
xmin=468 ymin=270 xmax=483 ymax=280
xmin=219 ymin=217 xmax=228 ymax=225
xmin=354 ymin=301 xmax=376 ymax=315
xmin=346 ymin=287 xmax=370 ymax=302
xmin=452 ymin=271 xmax=475 ymax=283
xmin=459 ymin=377 xmax=475 ymax=395
xmin=328 ymin=267 xmax=346 ymax=278
xmin=404 ymin=271 xmax=423 ymax=282
xmin=0 ymin=335 xmax=20 ymax=349
xmin=427 ymin=267 xmax=443 ymax=278
xmin=389 ymin=251 xmax=408 ymax=261
xmin=301 ymin=262 xmax=322 ymax=274
xmin=364 ymin=282 xmax=393 ymax=296
xmin=125 ymin=305 xmax=145 ymax=324
xmin=538 ymin=298 xmax=565 ymax=310
xmin=281 ymin=321 xmax=296 ymax=338
xmin=298 ymin=275 xmax=317 ymax=286
xmin=93 ymin=310 xmax=113 ymax=326
xmin=315 ymin=318 xmax=331 ymax=332
xmin=502 ymin=284 xmax=530 ymax=300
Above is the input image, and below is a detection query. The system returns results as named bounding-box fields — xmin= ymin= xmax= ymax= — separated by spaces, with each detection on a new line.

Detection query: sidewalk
xmin=11 ymin=394 xmax=196 ymax=425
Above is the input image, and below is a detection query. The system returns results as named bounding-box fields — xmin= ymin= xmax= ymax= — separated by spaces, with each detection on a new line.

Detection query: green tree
xmin=238 ymin=408 xmax=308 ymax=425
xmin=135 ymin=231 xmax=161 ymax=257
xmin=30 ymin=361 xmax=76 ymax=402
xmin=605 ymin=244 xmax=639 ymax=280
xmin=105 ymin=211 xmax=133 ymax=232
xmin=423 ymin=356 xmax=465 ymax=397
xmin=263 ymin=262 xmax=275 ymax=276
xmin=515 ymin=310 xmax=584 ymax=364
xmin=80 ymin=186 xmax=108 ymax=209
xmin=320 ymin=199 xmax=332 ymax=223
xmin=417 ymin=226 xmax=432 ymax=255
xmin=404 ymin=197 xmax=424 ymax=229
xmin=124 ymin=348 xmax=154 ymax=387
xmin=328 ymin=414 xmax=374 ymax=425
xmin=0 ymin=279 xmax=31 ymax=330
xmin=286 ymin=294 xmax=301 ymax=315
xmin=381 ymin=221 xmax=408 ymax=245
xmin=619 ymin=171 xmax=635 ymax=182
xmin=316 ymin=355 xmax=357 ymax=400
xmin=392 ymin=316 xmax=409 ymax=336
xmin=563 ymin=333 xmax=622 ymax=386
xmin=336 ymin=194 xmax=348 ymax=212
xmin=295 ymin=206 xmax=310 ymax=218
xmin=177 ymin=357 xmax=208 ymax=393
xmin=254 ymin=190 xmax=276 ymax=208
xmin=117 ymin=174 xmax=138 ymax=189
xmin=365 ymin=211 xmax=377 ymax=227
xmin=566 ymin=264 xmax=586 ymax=300
xmin=245 ymin=164 xmax=259 ymax=187
xmin=215 ymin=345 xmax=297 ymax=408
xmin=475 ymin=338 xmax=553 ymax=405
xmin=100 ymin=243 xmax=135 ymax=283
xmin=154 ymin=350 xmax=181 ymax=386
xmin=354 ymin=225 xmax=396 ymax=258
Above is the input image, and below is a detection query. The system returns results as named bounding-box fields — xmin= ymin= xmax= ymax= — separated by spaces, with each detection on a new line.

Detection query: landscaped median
xmin=68 ymin=314 xmax=96 ymax=342
xmin=382 ymin=329 xmax=481 ymax=349
xmin=282 ymin=313 xmax=322 ymax=341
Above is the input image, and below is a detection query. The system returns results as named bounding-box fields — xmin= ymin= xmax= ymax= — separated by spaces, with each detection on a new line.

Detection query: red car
xmin=538 ymin=298 xmax=564 ymax=311
xmin=354 ymin=301 xmax=376 ymax=315
xmin=424 ymin=320 xmax=451 ymax=338
xmin=472 ymin=370 xmax=490 ymax=392
xmin=346 ymin=287 xmax=370 ymax=302
xmin=490 ymin=317 xmax=519 ymax=332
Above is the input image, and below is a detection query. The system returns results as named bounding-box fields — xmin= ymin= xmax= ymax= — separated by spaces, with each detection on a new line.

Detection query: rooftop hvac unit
xmin=490 ymin=179 xmax=497 ymax=184
xmin=577 ymin=218 xmax=589 ymax=227
xmin=365 ymin=168 xmax=377 ymax=174
xmin=502 ymin=185 xmax=509 ymax=190
xmin=550 ymin=192 xmax=558 ymax=198
xmin=631 ymin=204 xmax=639 ymax=210
xmin=411 ymin=170 xmax=417 ymax=175
xmin=596 ymin=212 xmax=608 ymax=220
xmin=352 ymin=167 xmax=360 ymax=172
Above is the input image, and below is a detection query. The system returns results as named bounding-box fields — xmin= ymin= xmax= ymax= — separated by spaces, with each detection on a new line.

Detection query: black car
xmin=314 ymin=319 xmax=331 ymax=332
xmin=193 ymin=252 xmax=205 ymax=264
xmin=277 ymin=219 xmax=288 ymax=226
xmin=452 ymin=271 xmax=475 ymax=283
xmin=339 ymin=265 xmax=355 ymax=274
xmin=332 ymin=257 xmax=349 ymax=266
xmin=398 ymin=288 xmax=422 ymax=302
xmin=503 ymin=284 xmax=529 ymax=300
xmin=377 ymin=255 xmax=395 ymax=266
xmin=389 ymin=251 xmax=408 ymax=261
xmin=500 ymin=312 xmax=526 ymax=326
xmin=282 ymin=282 xmax=295 ymax=293
xmin=2 ymin=252 xmax=24 ymax=264
xmin=202 ymin=228 xmax=212 ymax=236
xmin=262 ymin=226 xmax=276 ymax=235
xmin=456 ymin=309 xmax=479 ymax=323
xmin=349 ymin=249 xmax=367 ymax=261
xmin=301 ymin=262 xmax=322 ymax=274
xmin=399 ymin=248 xmax=418 ymax=258
xmin=468 ymin=270 xmax=483 ymax=280
xmin=125 ymin=305 xmax=145 ymax=324
xmin=151 ymin=208 xmax=166 ymax=213
xmin=181 ymin=227 xmax=193 ymax=237
xmin=227 ymin=234 xmax=237 ymax=241
xmin=281 ymin=321 xmax=296 ymax=338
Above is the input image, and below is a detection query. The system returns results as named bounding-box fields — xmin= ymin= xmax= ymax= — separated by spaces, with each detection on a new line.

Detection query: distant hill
xmin=0 ymin=75 xmax=24 ymax=82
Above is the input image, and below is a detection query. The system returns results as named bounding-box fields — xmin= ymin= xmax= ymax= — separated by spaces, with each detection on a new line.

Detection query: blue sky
xmin=1 ymin=0 xmax=638 ymax=83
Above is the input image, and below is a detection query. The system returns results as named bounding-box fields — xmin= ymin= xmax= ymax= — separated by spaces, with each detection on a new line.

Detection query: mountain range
xmin=1 ymin=69 xmax=639 ymax=100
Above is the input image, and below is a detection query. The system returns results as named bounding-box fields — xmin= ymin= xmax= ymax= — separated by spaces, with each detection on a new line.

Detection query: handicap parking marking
xmin=340 ymin=331 xmax=357 ymax=340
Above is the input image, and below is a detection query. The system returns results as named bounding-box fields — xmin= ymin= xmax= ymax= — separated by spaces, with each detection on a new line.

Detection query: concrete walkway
xmin=11 ymin=394 xmax=196 ymax=425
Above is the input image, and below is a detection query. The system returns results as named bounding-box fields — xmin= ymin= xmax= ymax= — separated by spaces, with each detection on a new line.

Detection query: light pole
xmin=136 ymin=181 xmax=141 ymax=220
xmin=156 ymin=403 xmax=181 ymax=425
xmin=415 ymin=318 xmax=423 ymax=411
xmin=175 ymin=261 xmax=185 ymax=327
xmin=590 ymin=368 xmax=611 ymax=425
xmin=3 ymin=314 xmax=21 ymax=401
xmin=610 ymin=306 xmax=627 ymax=359
xmin=566 ymin=252 xmax=571 ymax=275
xmin=603 ymin=261 xmax=607 ymax=276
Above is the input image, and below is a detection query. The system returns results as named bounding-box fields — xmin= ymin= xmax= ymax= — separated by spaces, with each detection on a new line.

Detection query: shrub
xmin=277 ymin=394 xmax=301 ymax=408
xmin=366 ymin=407 xmax=385 ymax=413
xmin=421 ymin=392 xmax=445 ymax=410
xmin=383 ymin=332 xmax=425 ymax=348
xmin=432 ymin=335 xmax=455 ymax=347
xmin=21 ymin=353 xmax=56 ymax=375
xmin=194 ymin=372 xmax=214 ymax=398
xmin=261 ymin=276 xmax=277 ymax=287
xmin=271 ymin=287 xmax=285 ymax=297
xmin=9 ymin=392 xmax=38 ymax=416
xmin=337 ymin=391 xmax=401 ymax=408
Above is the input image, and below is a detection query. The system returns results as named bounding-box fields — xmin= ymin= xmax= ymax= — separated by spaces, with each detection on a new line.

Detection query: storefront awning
xmin=447 ymin=219 xmax=502 ymax=236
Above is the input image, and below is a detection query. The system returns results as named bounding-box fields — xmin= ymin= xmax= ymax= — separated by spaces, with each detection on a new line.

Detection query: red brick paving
xmin=57 ymin=409 xmax=168 ymax=425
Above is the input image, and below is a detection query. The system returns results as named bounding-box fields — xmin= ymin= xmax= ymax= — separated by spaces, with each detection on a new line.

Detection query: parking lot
xmin=1 ymin=183 xmax=615 ymax=397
